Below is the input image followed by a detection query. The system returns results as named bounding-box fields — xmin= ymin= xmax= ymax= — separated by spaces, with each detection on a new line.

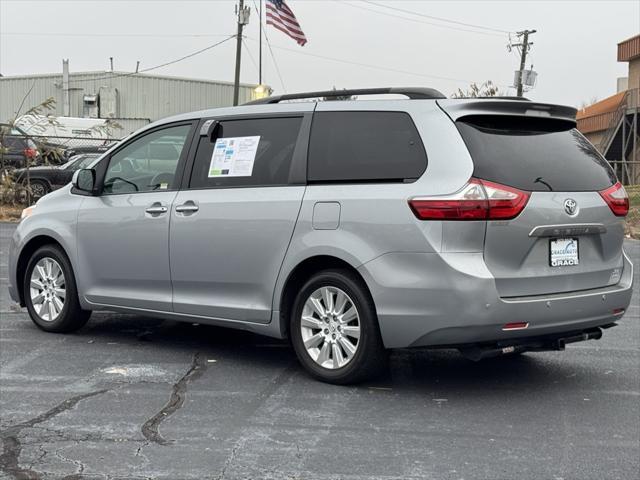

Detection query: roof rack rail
xmin=244 ymin=87 xmax=446 ymax=105
xmin=476 ymin=96 xmax=530 ymax=101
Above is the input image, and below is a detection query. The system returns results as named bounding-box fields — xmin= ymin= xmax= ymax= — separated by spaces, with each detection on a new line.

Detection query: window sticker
xmin=208 ymin=136 xmax=260 ymax=177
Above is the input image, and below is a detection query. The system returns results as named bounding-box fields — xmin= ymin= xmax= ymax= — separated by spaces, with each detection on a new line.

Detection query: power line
xmin=1 ymin=32 xmax=234 ymax=38
xmin=244 ymin=36 xmax=510 ymax=88
xmin=67 ymin=35 xmax=236 ymax=85
xmin=260 ymin=20 xmax=287 ymax=93
xmin=361 ymin=0 xmax=513 ymax=34
xmin=338 ymin=1 xmax=506 ymax=38
xmin=242 ymin=38 xmax=259 ymax=75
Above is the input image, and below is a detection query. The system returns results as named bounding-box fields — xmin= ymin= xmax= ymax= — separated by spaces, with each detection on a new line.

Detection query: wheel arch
xmin=16 ymin=235 xmax=68 ymax=306
xmin=277 ymin=254 xmax=375 ymax=339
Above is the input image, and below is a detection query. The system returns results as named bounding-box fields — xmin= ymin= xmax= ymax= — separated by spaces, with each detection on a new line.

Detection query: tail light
xmin=23 ymin=148 xmax=38 ymax=159
xmin=599 ymin=182 xmax=629 ymax=217
xmin=409 ymin=178 xmax=530 ymax=221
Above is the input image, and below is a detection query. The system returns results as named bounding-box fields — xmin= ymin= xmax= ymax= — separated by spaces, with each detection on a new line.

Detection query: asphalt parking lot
xmin=0 ymin=221 xmax=638 ymax=480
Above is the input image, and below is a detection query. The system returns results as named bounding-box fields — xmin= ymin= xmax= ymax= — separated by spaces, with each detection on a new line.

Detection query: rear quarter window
xmin=308 ymin=111 xmax=427 ymax=183
xmin=456 ymin=115 xmax=616 ymax=192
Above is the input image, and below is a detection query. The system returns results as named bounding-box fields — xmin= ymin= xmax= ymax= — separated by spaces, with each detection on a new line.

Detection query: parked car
xmin=11 ymin=153 xmax=101 ymax=198
xmin=8 ymin=88 xmax=633 ymax=384
xmin=0 ymin=124 xmax=41 ymax=168
xmin=0 ymin=123 xmax=70 ymax=168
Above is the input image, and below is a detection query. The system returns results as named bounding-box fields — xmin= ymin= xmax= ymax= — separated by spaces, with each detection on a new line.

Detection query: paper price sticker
xmin=208 ymin=135 xmax=260 ymax=178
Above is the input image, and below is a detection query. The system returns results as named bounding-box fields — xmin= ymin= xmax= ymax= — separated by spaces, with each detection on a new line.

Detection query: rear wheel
xmin=290 ymin=269 xmax=386 ymax=384
xmin=24 ymin=245 xmax=91 ymax=333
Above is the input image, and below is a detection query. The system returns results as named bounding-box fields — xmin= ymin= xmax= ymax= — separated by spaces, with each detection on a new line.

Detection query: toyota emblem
xmin=564 ymin=198 xmax=578 ymax=216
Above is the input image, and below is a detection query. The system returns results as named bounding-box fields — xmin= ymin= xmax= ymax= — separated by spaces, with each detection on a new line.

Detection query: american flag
xmin=266 ymin=0 xmax=307 ymax=46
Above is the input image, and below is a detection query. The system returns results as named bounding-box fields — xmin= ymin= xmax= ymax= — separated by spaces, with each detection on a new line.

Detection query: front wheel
xmin=290 ymin=269 xmax=386 ymax=384
xmin=24 ymin=245 xmax=91 ymax=333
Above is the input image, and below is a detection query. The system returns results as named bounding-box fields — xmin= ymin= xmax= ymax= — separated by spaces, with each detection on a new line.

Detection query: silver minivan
xmin=7 ymin=88 xmax=633 ymax=384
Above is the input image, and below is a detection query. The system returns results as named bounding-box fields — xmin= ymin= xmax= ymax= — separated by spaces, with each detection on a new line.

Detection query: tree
xmin=451 ymin=81 xmax=501 ymax=98
xmin=1 ymin=96 xmax=121 ymax=206
xmin=579 ymin=96 xmax=599 ymax=110
xmin=323 ymin=86 xmax=355 ymax=101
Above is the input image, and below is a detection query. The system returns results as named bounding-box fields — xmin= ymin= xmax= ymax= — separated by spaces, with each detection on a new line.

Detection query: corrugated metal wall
xmin=0 ymin=72 xmax=257 ymax=131
xmin=618 ymin=35 xmax=640 ymax=62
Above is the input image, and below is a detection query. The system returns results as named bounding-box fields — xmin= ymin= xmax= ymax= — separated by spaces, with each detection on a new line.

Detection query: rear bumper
xmin=358 ymin=248 xmax=634 ymax=349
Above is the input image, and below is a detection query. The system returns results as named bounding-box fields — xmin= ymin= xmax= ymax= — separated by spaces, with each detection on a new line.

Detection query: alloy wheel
xmin=29 ymin=257 xmax=66 ymax=322
xmin=300 ymin=286 xmax=361 ymax=369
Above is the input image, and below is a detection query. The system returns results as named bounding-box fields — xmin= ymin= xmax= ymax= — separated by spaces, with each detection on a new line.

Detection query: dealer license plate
xmin=550 ymin=238 xmax=579 ymax=267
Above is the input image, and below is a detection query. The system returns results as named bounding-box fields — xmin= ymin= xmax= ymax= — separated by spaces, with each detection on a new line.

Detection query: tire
xmin=290 ymin=269 xmax=386 ymax=384
xmin=23 ymin=244 xmax=91 ymax=333
xmin=28 ymin=179 xmax=50 ymax=199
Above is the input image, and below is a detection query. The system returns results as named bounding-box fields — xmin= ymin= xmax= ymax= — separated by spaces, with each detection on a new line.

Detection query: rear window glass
xmin=190 ymin=117 xmax=302 ymax=189
xmin=308 ymin=111 xmax=427 ymax=183
xmin=456 ymin=116 xmax=616 ymax=192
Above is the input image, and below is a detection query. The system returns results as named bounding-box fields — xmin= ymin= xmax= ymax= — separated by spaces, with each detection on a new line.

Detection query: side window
xmin=308 ymin=111 xmax=427 ymax=182
xmin=103 ymin=124 xmax=191 ymax=195
xmin=189 ymin=117 xmax=302 ymax=189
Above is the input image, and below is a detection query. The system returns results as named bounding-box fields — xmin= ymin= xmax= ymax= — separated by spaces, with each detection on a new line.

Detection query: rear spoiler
xmin=436 ymin=99 xmax=577 ymax=127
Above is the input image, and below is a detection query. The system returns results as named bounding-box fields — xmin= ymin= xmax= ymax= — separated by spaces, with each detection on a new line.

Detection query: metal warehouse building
xmin=0 ymin=71 xmax=258 ymax=135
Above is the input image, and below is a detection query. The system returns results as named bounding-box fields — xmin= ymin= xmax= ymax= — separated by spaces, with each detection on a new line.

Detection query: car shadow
xmin=66 ymin=311 xmax=598 ymax=396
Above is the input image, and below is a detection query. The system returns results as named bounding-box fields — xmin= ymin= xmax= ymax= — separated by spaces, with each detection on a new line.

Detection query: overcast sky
xmin=0 ymin=0 xmax=638 ymax=107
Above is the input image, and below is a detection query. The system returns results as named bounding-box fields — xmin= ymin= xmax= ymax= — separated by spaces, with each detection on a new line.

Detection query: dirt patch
xmin=0 ymin=204 xmax=22 ymax=222
xmin=625 ymin=185 xmax=640 ymax=239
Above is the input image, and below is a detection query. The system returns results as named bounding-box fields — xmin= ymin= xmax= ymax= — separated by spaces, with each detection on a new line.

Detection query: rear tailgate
xmin=438 ymin=99 xmax=626 ymax=298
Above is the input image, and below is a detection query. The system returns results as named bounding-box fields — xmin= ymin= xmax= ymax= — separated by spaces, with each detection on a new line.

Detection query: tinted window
xmin=190 ymin=117 xmax=302 ymax=189
xmin=103 ymin=124 xmax=191 ymax=194
xmin=308 ymin=112 xmax=427 ymax=182
xmin=456 ymin=116 xmax=616 ymax=192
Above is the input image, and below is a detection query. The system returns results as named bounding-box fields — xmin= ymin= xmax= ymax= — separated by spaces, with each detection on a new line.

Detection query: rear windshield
xmin=456 ymin=115 xmax=616 ymax=192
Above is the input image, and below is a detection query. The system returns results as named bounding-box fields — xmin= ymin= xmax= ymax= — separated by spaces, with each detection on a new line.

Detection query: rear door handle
xmin=175 ymin=202 xmax=199 ymax=214
xmin=145 ymin=205 xmax=168 ymax=215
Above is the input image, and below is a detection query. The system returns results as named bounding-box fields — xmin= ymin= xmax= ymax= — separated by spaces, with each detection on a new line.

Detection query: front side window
xmin=103 ymin=124 xmax=191 ymax=194
xmin=189 ymin=117 xmax=302 ymax=189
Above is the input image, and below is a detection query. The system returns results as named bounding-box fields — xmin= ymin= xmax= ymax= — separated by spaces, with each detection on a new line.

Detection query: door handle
xmin=145 ymin=205 xmax=168 ymax=214
xmin=175 ymin=202 xmax=199 ymax=214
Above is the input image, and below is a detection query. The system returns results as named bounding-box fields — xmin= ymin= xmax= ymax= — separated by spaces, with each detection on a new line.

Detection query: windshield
xmin=63 ymin=155 xmax=100 ymax=170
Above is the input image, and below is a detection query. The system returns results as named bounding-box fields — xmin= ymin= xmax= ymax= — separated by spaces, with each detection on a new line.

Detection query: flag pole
xmin=259 ymin=0 xmax=263 ymax=85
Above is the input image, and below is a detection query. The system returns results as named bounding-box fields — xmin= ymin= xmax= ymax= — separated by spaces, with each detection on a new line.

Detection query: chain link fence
xmin=0 ymin=133 xmax=123 ymax=206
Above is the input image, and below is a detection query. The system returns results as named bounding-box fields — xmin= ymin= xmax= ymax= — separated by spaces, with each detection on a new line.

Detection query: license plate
xmin=550 ymin=238 xmax=579 ymax=267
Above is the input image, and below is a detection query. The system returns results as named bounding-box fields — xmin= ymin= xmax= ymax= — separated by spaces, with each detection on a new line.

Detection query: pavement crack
xmin=0 ymin=389 xmax=107 ymax=480
xmin=141 ymin=352 xmax=207 ymax=446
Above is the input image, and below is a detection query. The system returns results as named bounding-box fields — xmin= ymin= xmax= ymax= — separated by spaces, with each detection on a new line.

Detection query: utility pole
xmin=509 ymin=29 xmax=536 ymax=97
xmin=233 ymin=0 xmax=250 ymax=106
xmin=258 ymin=0 xmax=262 ymax=85
xmin=62 ymin=59 xmax=70 ymax=117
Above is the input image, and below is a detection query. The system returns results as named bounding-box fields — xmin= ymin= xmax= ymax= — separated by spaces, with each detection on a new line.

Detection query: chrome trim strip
xmin=528 ymin=223 xmax=606 ymax=237
xmin=83 ymin=299 xmax=270 ymax=325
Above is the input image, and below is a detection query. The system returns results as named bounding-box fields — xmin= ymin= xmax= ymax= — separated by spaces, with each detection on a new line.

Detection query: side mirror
xmin=72 ymin=168 xmax=96 ymax=194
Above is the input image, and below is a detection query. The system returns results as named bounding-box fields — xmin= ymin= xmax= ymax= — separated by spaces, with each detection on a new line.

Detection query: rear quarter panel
xmin=272 ymin=100 xmax=475 ymax=312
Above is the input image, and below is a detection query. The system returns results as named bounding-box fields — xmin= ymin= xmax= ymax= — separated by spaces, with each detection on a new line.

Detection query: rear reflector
xmin=502 ymin=322 xmax=529 ymax=331
xmin=599 ymin=182 xmax=629 ymax=217
xmin=409 ymin=178 xmax=530 ymax=221
xmin=612 ymin=308 xmax=625 ymax=315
